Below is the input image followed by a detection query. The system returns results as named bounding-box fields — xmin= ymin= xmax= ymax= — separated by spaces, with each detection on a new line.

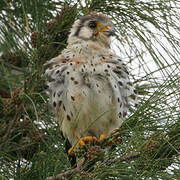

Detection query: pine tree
xmin=0 ymin=0 xmax=179 ymax=179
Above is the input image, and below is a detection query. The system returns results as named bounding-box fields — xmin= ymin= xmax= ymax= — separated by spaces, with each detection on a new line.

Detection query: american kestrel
xmin=45 ymin=13 xmax=137 ymax=156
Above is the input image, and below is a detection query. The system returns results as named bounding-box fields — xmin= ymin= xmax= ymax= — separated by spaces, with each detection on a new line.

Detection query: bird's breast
xmin=45 ymin=53 xmax=136 ymax=146
xmin=57 ymin=62 xmax=118 ymax=145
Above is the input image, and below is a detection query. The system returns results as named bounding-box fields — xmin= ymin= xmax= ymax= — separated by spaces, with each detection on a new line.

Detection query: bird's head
xmin=68 ymin=13 xmax=115 ymax=47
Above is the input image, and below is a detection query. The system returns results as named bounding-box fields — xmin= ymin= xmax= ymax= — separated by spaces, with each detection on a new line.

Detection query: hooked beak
xmin=95 ymin=23 xmax=115 ymax=37
xmin=103 ymin=28 xmax=115 ymax=36
xmin=100 ymin=25 xmax=115 ymax=36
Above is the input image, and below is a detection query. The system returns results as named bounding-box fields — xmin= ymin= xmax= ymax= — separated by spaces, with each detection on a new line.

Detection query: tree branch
xmin=1 ymin=61 xmax=28 ymax=73
xmin=47 ymin=158 xmax=85 ymax=180
xmin=107 ymin=151 xmax=141 ymax=165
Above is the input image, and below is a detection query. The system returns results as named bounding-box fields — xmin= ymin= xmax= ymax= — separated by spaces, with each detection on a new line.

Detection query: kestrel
xmin=45 ymin=13 xmax=137 ymax=158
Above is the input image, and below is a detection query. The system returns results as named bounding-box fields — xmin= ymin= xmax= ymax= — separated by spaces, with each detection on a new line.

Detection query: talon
xmin=99 ymin=134 xmax=105 ymax=141
xmin=79 ymin=136 xmax=98 ymax=145
xmin=68 ymin=147 xmax=74 ymax=154
xmin=68 ymin=136 xmax=98 ymax=154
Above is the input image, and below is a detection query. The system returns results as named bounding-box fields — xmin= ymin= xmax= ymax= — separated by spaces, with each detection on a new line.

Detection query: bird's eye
xmin=88 ymin=21 xmax=97 ymax=28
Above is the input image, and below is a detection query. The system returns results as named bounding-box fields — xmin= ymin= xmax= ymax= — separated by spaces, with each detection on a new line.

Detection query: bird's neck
xmin=66 ymin=39 xmax=111 ymax=61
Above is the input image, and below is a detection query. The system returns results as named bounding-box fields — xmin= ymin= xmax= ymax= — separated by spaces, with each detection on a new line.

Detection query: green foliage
xmin=0 ymin=0 xmax=179 ymax=179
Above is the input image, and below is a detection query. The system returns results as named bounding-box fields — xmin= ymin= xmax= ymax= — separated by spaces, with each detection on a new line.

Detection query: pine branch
xmin=47 ymin=158 xmax=85 ymax=180
xmin=0 ymin=103 xmax=23 ymax=150
xmin=107 ymin=151 xmax=141 ymax=165
xmin=1 ymin=61 xmax=28 ymax=73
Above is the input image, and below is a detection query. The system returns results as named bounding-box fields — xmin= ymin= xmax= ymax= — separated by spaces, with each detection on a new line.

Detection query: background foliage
xmin=0 ymin=0 xmax=179 ymax=179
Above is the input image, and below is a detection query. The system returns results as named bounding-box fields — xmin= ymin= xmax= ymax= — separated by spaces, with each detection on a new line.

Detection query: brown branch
xmin=1 ymin=61 xmax=28 ymax=73
xmin=47 ymin=158 xmax=85 ymax=180
xmin=107 ymin=151 xmax=141 ymax=165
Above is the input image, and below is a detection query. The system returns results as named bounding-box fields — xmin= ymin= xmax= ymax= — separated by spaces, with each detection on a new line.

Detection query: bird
xmin=45 ymin=13 xmax=138 ymax=165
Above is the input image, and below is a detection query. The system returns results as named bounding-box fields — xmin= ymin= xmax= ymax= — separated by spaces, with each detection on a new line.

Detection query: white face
xmin=78 ymin=25 xmax=95 ymax=39
xmin=68 ymin=14 xmax=115 ymax=43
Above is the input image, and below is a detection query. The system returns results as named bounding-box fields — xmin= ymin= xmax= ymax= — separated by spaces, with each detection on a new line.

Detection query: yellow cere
xmin=100 ymin=25 xmax=110 ymax=32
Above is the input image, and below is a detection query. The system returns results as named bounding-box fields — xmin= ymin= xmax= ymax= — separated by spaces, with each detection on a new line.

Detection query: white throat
xmin=65 ymin=39 xmax=110 ymax=63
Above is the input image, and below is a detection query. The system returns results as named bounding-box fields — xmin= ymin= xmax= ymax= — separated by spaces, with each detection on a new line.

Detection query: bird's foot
xmin=78 ymin=136 xmax=98 ymax=146
xmin=68 ymin=134 xmax=105 ymax=154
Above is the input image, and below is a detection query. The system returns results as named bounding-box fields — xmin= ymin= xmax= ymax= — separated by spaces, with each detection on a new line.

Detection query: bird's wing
xmin=99 ymin=55 xmax=138 ymax=118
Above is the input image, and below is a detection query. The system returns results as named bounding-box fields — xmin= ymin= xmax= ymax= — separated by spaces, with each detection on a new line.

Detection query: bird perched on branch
xmin=45 ymin=13 xmax=137 ymax=165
